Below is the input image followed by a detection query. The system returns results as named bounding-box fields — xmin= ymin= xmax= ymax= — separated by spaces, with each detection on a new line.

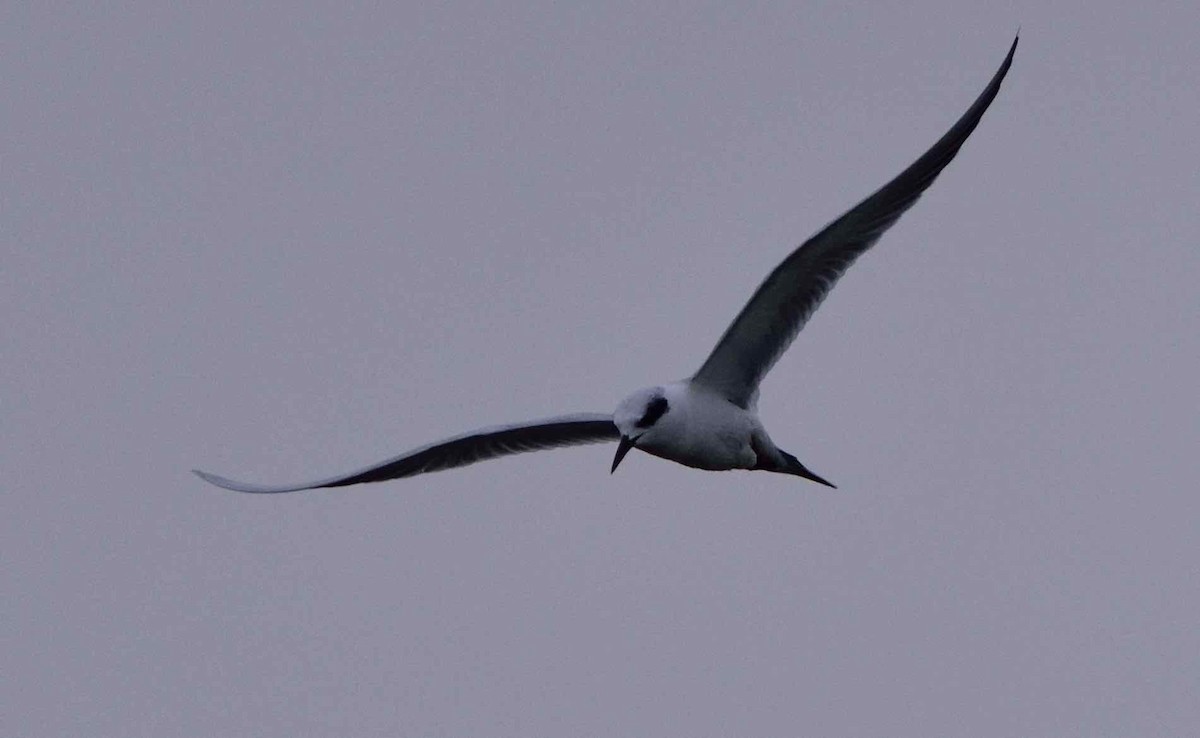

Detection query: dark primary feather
xmin=692 ymin=35 xmax=1018 ymax=407
xmin=193 ymin=413 xmax=619 ymax=493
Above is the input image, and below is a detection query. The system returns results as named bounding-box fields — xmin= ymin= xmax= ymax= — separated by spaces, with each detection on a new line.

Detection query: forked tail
xmin=775 ymin=449 xmax=837 ymax=488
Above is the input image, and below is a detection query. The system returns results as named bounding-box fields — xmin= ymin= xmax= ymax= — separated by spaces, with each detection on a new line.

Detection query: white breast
xmin=636 ymin=382 xmax=759 ymax=471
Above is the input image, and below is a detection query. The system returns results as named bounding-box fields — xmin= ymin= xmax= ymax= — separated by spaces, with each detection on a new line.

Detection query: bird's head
xmin=610 ymin=387 xmax=671 ymax=473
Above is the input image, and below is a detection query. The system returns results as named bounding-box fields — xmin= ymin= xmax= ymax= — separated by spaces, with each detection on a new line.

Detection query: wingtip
xmin=192 ymin=468 xmax=288 ymax=493
xmin=192 ymin=468 xmax=242 ymax=491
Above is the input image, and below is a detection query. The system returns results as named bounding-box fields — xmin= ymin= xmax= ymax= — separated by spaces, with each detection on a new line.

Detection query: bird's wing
xmin=193 ymin=413 xmax=618 ymax=493
xmin=691 ymin=35 xmax=1017 ymax=407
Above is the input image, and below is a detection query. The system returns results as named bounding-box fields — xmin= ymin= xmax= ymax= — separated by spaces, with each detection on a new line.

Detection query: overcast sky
xmin=5 ymin=2 xmax=1198 ymax=736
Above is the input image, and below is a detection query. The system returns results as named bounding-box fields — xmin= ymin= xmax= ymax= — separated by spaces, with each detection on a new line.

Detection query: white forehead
xmin=614 ymin=386 xmax=663 ymax=425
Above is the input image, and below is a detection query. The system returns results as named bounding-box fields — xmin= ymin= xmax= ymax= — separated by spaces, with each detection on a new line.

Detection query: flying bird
xmin=195 ymin=35 xmax=1017 ymax=493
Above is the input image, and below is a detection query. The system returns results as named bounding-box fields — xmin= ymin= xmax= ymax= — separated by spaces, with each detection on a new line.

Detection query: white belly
xmin=637 ymin=384 xmax=760 ymax=470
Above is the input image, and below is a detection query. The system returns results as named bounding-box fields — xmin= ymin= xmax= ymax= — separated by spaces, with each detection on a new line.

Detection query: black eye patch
xmin=635 ymin=396 xmax=669 ymax=428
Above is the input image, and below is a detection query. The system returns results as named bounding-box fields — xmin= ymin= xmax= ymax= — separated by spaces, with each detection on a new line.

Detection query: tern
xmin=195 ymin=35 xmax=1017 ymax=493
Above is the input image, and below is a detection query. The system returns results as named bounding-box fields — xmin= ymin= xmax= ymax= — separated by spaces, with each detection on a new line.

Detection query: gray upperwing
xmin=193 ymin=413 xmax=619 ymax=493
xmin=692 ymin=35 xmax=1018 ymax=407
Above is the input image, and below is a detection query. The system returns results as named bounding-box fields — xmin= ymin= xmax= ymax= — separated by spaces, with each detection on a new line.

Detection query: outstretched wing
xmin=193 ymin=413 xmax=618 ymax=493
xmin=692 ymin=35 xmax=1017 ymax=407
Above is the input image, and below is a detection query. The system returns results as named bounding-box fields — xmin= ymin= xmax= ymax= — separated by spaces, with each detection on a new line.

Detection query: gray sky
xmin=5 ymin=2 xmax=1198 ymax=736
